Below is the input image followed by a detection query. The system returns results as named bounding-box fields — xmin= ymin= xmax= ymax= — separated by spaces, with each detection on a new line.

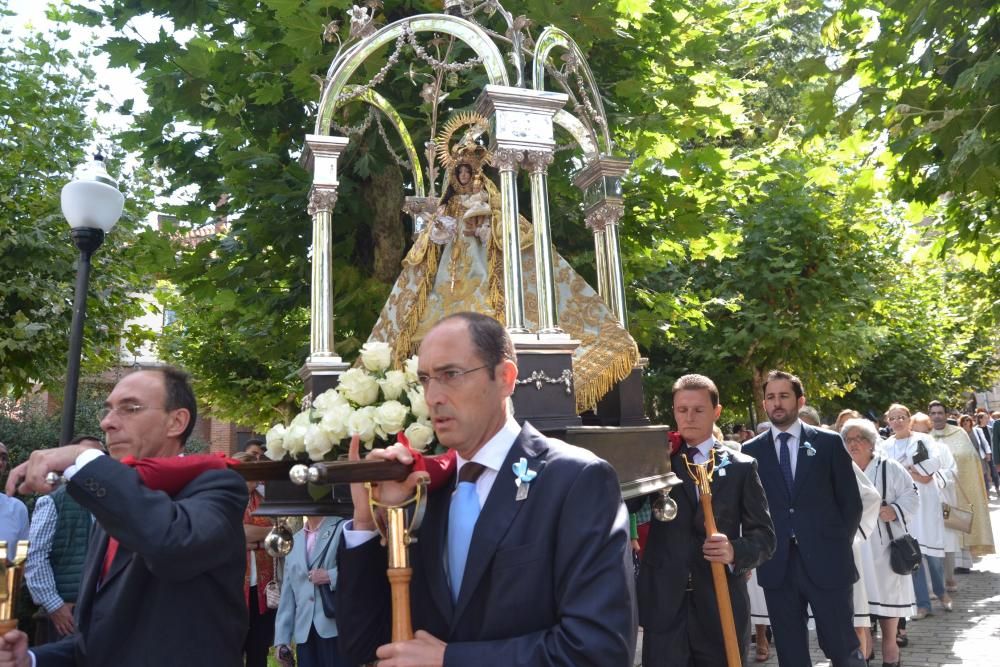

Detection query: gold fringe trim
xmin=571 ymin=321 xmax=640 ymax=413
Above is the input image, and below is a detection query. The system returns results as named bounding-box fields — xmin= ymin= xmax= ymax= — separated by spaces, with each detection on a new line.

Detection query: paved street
xmin=756 ymin=494 xmax=1000 ymax=667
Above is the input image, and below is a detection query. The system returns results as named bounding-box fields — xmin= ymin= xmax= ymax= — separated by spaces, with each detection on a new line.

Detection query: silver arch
xmin=554 ymin=109 xmax=598 ymax=161
xmin=532 ymin=26 xmax=612 ymax=155
xmin=339 ymin=85 xmax=426 ymax=197
xmin=316 ymin=14 xmax=510 ymax=136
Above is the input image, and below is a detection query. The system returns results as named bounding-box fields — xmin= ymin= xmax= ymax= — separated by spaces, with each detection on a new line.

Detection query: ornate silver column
xmin=573 ymin=157 xmax=631 ymax=328
xmin=477 ymin=85 xmax=567 ymax=334
xmin=300 ymin=134 xmax=351 ymax=395
xmin=524 ymin=150 xmax=561 ymax=333
xmin=492 ymin=147 xmax=527 ymax=332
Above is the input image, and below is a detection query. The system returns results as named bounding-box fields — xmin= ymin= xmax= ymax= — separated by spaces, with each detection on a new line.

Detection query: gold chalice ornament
xmin=365 ymin=477 xmax=429 ymax=641
xmin=0 ymin=540 xmax=29 ymax=633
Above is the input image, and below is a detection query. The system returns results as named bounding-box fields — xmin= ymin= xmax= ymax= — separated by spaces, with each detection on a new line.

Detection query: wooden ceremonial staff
xmin=685 ymin=456 xmax=741 ymax=667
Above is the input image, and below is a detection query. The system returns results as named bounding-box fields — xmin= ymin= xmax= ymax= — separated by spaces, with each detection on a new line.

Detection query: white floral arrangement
xmin=264 ymin=342 xmax=435 ymax=462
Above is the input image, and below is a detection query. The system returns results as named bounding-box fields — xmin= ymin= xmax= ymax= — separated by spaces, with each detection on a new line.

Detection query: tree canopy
xmin=8 ymin=0 xmax=992 ymax=429
xmin=0 ymin=10 xmax=157 ymax=399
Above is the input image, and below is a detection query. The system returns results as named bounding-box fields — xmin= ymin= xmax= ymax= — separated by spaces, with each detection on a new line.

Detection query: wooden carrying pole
xmin=385 ymin=506 xmax=414 ymax=641
xmin=688 ymin=463 xmax=741 ymax=667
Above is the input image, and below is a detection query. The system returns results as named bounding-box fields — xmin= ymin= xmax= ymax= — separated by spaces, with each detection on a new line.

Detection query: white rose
xmin=374 ymin=400 xmax=409 ymax=438
xmin=348 ymin=406 xmax=378 ymax=447
xmin=304 ymin=422 xmax=336 ymax=461
xmin=337 ymin=367 xmax=379 ymax=406
xmin=359 ymin=341 xmax=392 ymax=373
xmin=404 ymin=355 xmax=420 ymax=384
xmin=407 ymin=386 xmax=429 ymax=420
xmin=378 ymin=370 xmax=409 ymax=400
xmin=264 ymin=423 xmax=286 ymax=460
xmin=319 ymin=403 xmax=352 ymax=443
xmin=283 ymin=425 xmax=308 ymax=456
xmin=313 ymin=388 xmax=348 ymax=413
xmin=404 ymin=420 xmax=435 ymax=452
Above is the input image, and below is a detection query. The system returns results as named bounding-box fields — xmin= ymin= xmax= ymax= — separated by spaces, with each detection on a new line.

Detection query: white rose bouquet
xmin=265 ymin=342 xmax=436 ymax=461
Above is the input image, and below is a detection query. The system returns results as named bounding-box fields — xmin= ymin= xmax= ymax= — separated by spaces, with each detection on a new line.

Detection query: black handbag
xmin=318 ymin=581 xmax=337 ymax=618
xmin=881 ymin=460 xmax=922 ymax=575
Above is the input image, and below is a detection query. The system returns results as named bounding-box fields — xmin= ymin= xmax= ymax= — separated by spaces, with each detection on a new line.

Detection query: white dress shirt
xmin=344 ymin=416 xmax=522 ymax=547
xmin=770 ymin=420 xmax=804 ymax=478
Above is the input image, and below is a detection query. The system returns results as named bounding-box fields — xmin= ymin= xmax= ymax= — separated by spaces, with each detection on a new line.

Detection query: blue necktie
xmin=777 ymin=432 xmax=794 ymax=493
xmin=448 ymin=462 xmax=486 ymax=601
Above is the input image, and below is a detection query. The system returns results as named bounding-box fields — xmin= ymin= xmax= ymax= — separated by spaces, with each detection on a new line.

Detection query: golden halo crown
xmin=435 ymin=112 xmax=492 ymax=173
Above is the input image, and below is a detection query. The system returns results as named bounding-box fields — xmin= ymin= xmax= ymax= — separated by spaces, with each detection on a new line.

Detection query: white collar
xmin=771 ymin=420 xmax=803 ymax=443
xmin=455 ymin=416 xmax=521 ymax=477
xmin=692 ymin=436 xmax=715 ymax=457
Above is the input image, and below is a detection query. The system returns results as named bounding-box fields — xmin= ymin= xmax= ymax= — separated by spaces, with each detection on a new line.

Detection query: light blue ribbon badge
xmin=512 ymin=457 xmax=537 ymax=501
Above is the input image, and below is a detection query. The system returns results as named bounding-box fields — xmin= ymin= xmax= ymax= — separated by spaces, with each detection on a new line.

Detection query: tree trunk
xmin=750 ymin=366 xmax=766 ymax=424
xmin=364 ymin=163 xmax=406 ymax=284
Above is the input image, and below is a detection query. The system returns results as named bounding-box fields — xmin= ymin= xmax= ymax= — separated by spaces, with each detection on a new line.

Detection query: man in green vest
xmin=25 ymin=436 xmax=104 ymax=645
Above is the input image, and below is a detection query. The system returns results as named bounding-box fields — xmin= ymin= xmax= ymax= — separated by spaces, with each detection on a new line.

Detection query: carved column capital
xmin=585 ymin=200 xmax=625 ymax=232
xmin=492 ymin=147 xmax=524 ymax=173
xmin=523 ymin=150 xmax=555 ymax=175
xmin=308 ymin=186 xmax=339 ymax=216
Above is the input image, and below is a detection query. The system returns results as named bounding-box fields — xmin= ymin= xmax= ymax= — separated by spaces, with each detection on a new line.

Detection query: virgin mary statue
xmin=367 ymin=114 xmax=638 ymax=413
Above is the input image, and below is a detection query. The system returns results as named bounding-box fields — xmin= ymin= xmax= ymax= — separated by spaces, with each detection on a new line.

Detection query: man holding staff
xmin=336 ymin=312 xmax=637 ymax=666
xmin=633 ymin=374 xmax=774 ymax=666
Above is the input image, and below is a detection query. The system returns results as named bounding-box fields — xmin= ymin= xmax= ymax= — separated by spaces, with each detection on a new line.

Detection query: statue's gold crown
xmin=436 ymin=112 xmax=491 ymax=172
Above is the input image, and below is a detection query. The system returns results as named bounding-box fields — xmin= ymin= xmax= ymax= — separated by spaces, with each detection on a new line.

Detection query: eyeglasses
xmin=98 ymin=404 xmax=163 ymax=420
xmin=844 ymin=435 xmax=871 ymax=445
xmin=417 ymin=365 xmax=490 ymax=390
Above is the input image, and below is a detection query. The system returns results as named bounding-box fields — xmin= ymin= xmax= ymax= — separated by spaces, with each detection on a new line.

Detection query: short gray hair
xmin=840 ymin=418 xmax=879 ymax=447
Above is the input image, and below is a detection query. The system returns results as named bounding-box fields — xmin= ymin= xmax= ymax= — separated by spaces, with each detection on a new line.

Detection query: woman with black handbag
xmin=273 ymin=515 xmax=348 ymax=667
xmin=844 ymin=418 xmax=918 ymax=667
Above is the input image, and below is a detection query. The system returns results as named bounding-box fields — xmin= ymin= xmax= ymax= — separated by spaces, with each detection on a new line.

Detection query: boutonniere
xmin=800 ymin=441 xmax=817 ymax=457
xmin=714 ymin=449 xmax=732 ymax=476
xmin=512 ymin=457 xmax=538 ymax=501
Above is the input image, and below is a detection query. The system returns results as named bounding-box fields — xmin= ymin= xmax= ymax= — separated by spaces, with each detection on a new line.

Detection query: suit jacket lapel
xmin=755 ymin=432 xmax=790 ymax=502
xmin=451 ymin=426 xmax=544 ymax=626
xmin=76 ymin=525 xmax=104 ymax=625
xmin=307 ymin=520 xmax=336 ymax=568
xmin=100 ymin=537 xmax=131 ymax=589
xmin=423 ymin=480 xmax=454 ymax=624
xmin=672 ymin=451 xmax=698 ymax=510
xmin=792 ymin=425 xmax=816 ymax=499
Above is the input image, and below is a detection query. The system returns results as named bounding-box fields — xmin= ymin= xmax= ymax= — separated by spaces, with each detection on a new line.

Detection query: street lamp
xmin=59 ymin=155 xmax=124 ymax=445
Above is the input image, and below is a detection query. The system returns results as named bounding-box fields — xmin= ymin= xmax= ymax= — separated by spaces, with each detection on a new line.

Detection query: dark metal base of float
xmin=510 ymin=334 xmax=582 ymax=431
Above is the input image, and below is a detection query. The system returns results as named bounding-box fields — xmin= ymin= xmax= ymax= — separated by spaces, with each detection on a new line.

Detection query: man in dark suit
xmin=742 ymin=370 xmax=864 ymax=667
xmin=337 ymin=312 xmax=637 ymax=666
xmin=635 ymin=374 xmax=774 ymax=666
xmin=0 ymin=367 xmax=248 ymax=667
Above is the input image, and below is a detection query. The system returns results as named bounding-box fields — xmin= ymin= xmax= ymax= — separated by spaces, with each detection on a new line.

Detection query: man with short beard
xmin=742 ymin=370 xmax=863 ymax=667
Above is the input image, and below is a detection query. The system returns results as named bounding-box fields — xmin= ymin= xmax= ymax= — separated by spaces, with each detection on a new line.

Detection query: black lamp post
xmin=59 ymin=155 xmax=124 ymax=446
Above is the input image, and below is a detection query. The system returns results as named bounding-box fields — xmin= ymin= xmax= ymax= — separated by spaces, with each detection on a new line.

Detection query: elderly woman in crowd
xmin=273 ymin=514 xmax=348 ymax=667
xmin=880 ymin=405 xmax=953 ymax=621
xmin=844 ymin=418 xmax=918 ymax=667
